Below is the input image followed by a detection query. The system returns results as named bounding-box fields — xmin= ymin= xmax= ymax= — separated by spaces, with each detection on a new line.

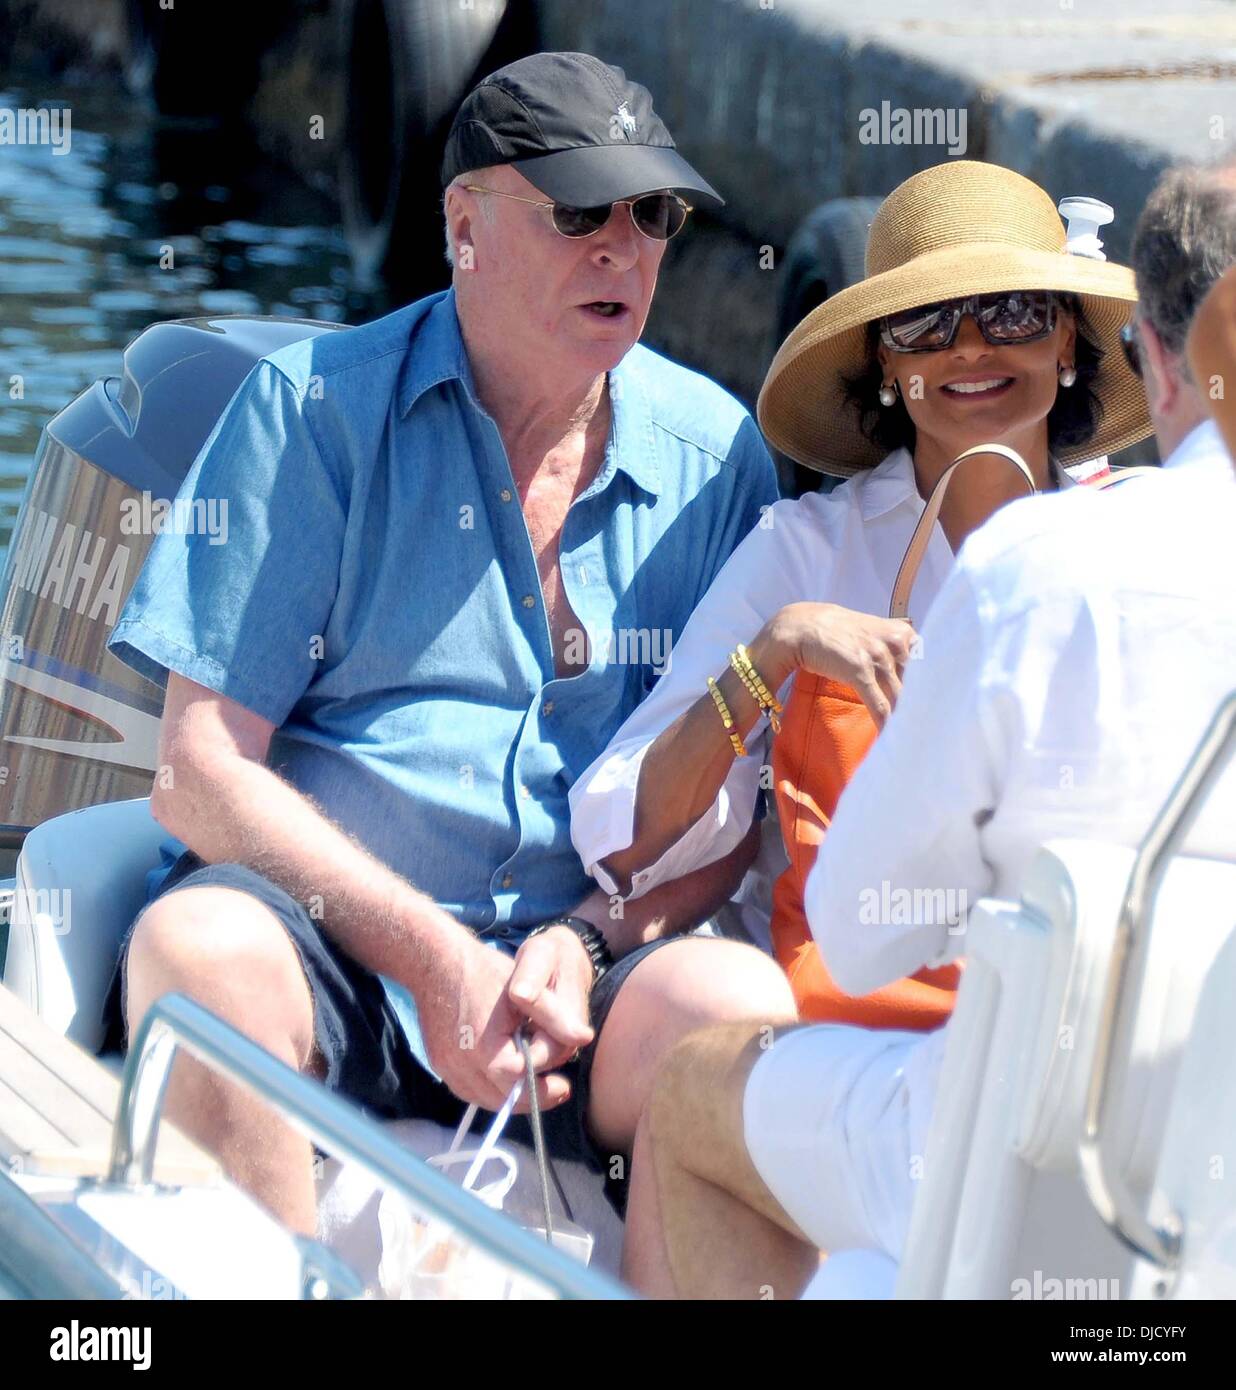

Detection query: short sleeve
xmin=107 ymin=359 xmax=348 ymax=726
xmin=714 ymin=418 xmax=780 ymax=580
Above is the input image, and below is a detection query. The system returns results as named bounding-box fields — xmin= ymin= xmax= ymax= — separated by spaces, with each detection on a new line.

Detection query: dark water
xmin=0 ymin=76 xmax=386 ymax=554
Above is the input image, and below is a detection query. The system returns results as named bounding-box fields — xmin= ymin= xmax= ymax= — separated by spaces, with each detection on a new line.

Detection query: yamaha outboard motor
xmin=0 ymin=316 xmax=342 ymax=846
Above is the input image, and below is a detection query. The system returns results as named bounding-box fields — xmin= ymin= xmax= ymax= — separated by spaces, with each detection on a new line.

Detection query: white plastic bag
xmin=376 ymin=1077 xmax=593 ymax=1299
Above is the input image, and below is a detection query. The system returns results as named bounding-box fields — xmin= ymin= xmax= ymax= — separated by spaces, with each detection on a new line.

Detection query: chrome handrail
xmin=0 ymin=1168 xmax=127 ymax=1299
xmin=107 ymin=993 xmax=630 ymax=1299
xmin=1079 ymin=690 xmax=1236 ymax=1270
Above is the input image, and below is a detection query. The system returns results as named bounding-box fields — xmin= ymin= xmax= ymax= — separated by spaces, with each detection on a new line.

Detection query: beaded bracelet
xmin=730 ymin=643 xmax=783 ymax=734
xmin=706 ymin=676 xmax=748 ymax=758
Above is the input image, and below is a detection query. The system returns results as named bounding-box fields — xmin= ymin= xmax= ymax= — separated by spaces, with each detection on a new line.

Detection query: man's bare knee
xmin=647 ymin=939 xmax=798 ymax=1034
xmin=125 ymin=885 xmax=316 ymax=1068
xmin=650 ymin=1021 xmax=771 ymax=1169
xmin=651 ymin=1019 xmax=807 ymax=1235
xmin=701 ymin=942 xmax=798 ymax=1022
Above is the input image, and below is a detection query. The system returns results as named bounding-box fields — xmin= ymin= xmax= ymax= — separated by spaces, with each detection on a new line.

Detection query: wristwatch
xmin=526 ymin=915 xmax=615 ymax=987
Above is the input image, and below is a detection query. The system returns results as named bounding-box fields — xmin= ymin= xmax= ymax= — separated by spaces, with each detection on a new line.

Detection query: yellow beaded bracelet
xmin=706 ymin=676 xmax=748 ymax=758
xmin=728 ymin=650 xmax=766 ymax=711
xmin=730 ymin=644 xmax=783 ymax=734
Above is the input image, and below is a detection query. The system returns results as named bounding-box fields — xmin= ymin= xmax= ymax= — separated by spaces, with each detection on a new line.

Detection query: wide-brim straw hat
xmin=758 ymin=161 xmax=1152 ymax=476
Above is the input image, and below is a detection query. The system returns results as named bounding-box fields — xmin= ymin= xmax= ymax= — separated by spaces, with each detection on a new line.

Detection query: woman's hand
xmin=749 ymin=602 xmax=917 ymax=728
xmin=1187 ymin=264 xmax=1236 ymax=461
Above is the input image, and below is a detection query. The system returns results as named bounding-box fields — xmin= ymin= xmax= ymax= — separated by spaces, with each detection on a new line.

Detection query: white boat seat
xmin=1132 ymin=923 xmax=1236 ymax=1299
xmin=3 ymin=797 xmax=167 ymax=1052
xmin=895 ymin=839 xmax=1236 ymax=1299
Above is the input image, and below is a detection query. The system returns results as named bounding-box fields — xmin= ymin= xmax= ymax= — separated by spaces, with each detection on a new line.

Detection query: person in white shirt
xmin=569 ymin=163 xmax=1148 ymax=1050
xmin=624 ymin=156 xmax=1236 ymax=1300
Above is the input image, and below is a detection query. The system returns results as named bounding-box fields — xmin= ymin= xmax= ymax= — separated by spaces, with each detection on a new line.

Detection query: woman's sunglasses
xmin=463 ymin=185 xmax=693 ymax=242
xmin=880 ymin=291 xmax=1059 ymax=353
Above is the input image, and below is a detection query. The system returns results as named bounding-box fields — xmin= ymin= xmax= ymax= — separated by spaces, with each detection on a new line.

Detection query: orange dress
xmin=771 ymin=671 xmax=961 ymax=1029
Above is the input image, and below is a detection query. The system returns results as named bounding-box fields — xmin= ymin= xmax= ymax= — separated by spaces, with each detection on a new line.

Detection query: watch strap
xmin=527 ymin=915 xmax=615 ymax=985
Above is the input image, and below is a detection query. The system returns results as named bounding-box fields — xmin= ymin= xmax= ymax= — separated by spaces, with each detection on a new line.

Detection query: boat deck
xmin=0 ymin=984 xmax=218 ymax=1185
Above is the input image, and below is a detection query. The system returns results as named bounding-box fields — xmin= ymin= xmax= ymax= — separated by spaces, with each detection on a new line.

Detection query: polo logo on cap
xmin=616 ymin=102 xmax=638 ymax=139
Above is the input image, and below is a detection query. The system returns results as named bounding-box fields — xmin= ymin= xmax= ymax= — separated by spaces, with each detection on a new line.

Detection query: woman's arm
xmin=1188 ymin=264 xmax=1236 ymax=461
xmin=570 ymin=494 xmax=915 ymax=898
xmin=602 ymin=603 xmax=915 ymax=895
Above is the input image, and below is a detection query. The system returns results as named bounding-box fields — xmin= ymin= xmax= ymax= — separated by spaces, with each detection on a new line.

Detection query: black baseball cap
xmin=441 ymin=51 xmax=723 ymax=209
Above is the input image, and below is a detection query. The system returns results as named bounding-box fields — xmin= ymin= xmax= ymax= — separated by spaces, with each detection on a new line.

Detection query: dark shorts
xmin=102 ymin=850 xmax=698 ymax=1186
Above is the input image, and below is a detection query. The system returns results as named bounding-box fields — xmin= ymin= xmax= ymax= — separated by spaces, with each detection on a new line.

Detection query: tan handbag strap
xmin=1087 ymin=465 xmax=1160 ymax=490
xmin=889 ymin=443 xmax=1036 ymax=622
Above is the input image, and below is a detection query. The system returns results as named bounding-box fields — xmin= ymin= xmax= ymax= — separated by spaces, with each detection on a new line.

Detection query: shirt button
xmin=541 ymin=700 xmax=555 ymax=716
xmin=520 ymin=785 xmax=531 ymax=800
xmin=500 ymin=488 xmax=512 ymax=503
xmin=501 ymin=873 xmax=514 ymax=889
xmin=521 ymin=594 xmax=535 ymax=608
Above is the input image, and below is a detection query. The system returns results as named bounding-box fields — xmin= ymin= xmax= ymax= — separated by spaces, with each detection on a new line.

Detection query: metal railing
xmin=1079 ymin=690 xmax=1236 ymax=1271
xmin=108 ymin=993 xmax=630 ymax=1300
xmin=0 ymin=1169 xmax=126 ymax=1300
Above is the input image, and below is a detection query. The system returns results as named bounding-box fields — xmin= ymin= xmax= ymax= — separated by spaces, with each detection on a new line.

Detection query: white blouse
xmin=568 ymin=447 xmax=1084 ymax=899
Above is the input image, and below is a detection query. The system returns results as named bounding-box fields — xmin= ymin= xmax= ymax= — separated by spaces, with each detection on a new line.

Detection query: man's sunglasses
xmin=1120 ymin=321 xmax=1142 ymax=378
xmin=463 ymin=185 xmax=693 ymax=241
xmin=880 ymin=291 xmax=1059 ymax=353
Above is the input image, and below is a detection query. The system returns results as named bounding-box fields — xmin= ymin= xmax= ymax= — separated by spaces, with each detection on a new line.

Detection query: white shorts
xmin=742 ymin=1023 xmax=947 ymax=1262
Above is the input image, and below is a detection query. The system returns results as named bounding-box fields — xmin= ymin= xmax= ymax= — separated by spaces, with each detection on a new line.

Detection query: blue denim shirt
xmin=108 ymin=288 xmax=777 ymax=1042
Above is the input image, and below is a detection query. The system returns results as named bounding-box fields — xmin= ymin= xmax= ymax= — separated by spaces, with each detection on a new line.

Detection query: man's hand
xmin=508 ymin=925 xmax=596 ymax=1072
xmin=750 ymin=602 xmax=917 ymax=729
xmin=413 ymin=929 xmax=576 ymax=1114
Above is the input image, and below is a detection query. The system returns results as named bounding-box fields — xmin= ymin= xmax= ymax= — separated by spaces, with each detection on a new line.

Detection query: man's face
xmin=451 ymin=165 xmax=667 ymax=377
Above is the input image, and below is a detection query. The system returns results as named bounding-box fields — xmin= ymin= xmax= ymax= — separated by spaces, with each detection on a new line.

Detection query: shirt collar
xmin=396 ymin=288 xmax=661 ymax=496
xmin=603 ymin=353 xmax=662 ymax=497
xmin=858 ymin=445 xmax=1082 ymax=519
xmin=858 ymin=447 xmax=918 ymax=520
xmin=1164 ymin=418 xmax=1229 ymax=472
xmin=397 ymin=287 xmax=476 ymax=417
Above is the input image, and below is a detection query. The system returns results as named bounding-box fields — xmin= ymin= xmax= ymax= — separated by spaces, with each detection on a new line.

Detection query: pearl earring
xmin=1058 ymin=364 xmax=1077 ymax=387
xmin=878 ymin=383 xmax=897 ymax=407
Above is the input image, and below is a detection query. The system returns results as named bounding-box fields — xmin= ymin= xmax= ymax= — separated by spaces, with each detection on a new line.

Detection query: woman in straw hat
xmin=569 ymin=160 xmax=1150 ymax=1033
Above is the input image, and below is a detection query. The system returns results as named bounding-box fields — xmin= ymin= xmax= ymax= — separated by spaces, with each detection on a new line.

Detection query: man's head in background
xmin=440 ymin=52 xmax=722 ymax=390
xmin=1129 ymin=157 xmax=1236 ymax=458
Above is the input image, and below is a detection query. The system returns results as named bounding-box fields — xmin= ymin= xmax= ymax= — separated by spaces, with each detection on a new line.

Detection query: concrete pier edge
xmin=7 ymin=0 xmax=1235 ymax=445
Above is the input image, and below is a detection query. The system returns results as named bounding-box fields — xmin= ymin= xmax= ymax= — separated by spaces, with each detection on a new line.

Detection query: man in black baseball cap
xmin=441 ymin=50 xmax=723 ymax=212
xmin=439 ymin=50 xmax=725 ymax=408
xmin=108 ymin=44 xmax=788 ymax=1292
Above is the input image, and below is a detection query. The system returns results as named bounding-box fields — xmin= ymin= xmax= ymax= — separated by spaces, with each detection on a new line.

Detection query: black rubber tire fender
xmin=124 ymin=0 xmax=293 ymax=117
xmin=776 ymin=196 xmax=882 ymax=344
xmin=774 ymin=196 xmax=883 ymax=495
xmin=339 ymin=0 xmax=538 ymax=299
